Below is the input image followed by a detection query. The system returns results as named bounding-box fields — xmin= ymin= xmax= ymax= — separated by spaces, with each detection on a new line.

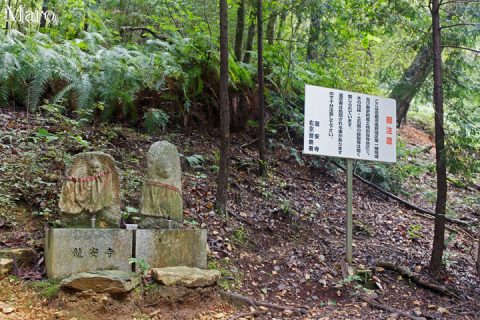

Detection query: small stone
xmin=437 ymin=307 xmax=449 ymax=314
xmin=0 ymin=248 xmax=36 ymax=268
xmin=283 ymin=309 xmax=293 ymax=315
xmin=152 ymin=266 xmax=220 ymax=288
xmin=0 ymin=258 xmax=13 ymax=276
xmin=214 ymin=313 xmax=226 ymax=319
xmin=375 ymin=267 xmax=385 ymax=272
xmin=259 ymin=306 xmax=269 ymax=311
xmin=2 ymin=306 xmax=15 ymax=314
xmin=61 ymin=270 xmax=140 ymax=293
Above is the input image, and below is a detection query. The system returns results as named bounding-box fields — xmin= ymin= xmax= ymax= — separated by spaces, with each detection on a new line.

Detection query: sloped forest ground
xmin=0 ymin=108 xmax=479 ymax=320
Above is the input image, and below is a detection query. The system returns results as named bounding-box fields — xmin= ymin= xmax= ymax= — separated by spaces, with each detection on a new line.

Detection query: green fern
xmin=143 ymin=108 xmax=169 ymax=133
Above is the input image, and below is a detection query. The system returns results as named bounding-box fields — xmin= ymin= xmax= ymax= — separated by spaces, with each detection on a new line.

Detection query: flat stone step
xmin=152 ymin=266 xmax=221 ymax=288
xmin=60 ymin=270 xmax=140 ymax=293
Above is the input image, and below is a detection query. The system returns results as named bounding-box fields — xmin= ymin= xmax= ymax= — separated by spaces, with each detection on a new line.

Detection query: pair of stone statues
xmin=58 ymin=141 xmax=182 ymax=228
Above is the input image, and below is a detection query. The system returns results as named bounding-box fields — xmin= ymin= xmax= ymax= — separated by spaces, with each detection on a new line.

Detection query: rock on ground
xmin=0 ymin=258 xmax=13 ymax=276
xmin=61 ymin=270 xmax=140 ymax=293
xmin=0 ymin=248 xmax=36 ymax=268
xmin=152 ymin=266 xmax=220 ymax=288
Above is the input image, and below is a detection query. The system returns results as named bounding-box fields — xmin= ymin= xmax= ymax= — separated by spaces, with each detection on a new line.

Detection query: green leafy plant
xmin=407 ymin=223 xmax=423 ymax=240
xmin=185 ymin=154 xmax=205 ymax=169
xmin=128 ymin=258 xmax=151 ymax=277
xmin=143 ymin=108 xmax=169 ymax=133
xmin=31 ymin=280 xmax=61 ymax=299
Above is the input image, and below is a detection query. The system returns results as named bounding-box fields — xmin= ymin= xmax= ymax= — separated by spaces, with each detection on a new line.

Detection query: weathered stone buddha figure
xmin=59 ymin=152 xmax=120 ymax=227
xmin=140 ymin=141 xmax=182 ymax=228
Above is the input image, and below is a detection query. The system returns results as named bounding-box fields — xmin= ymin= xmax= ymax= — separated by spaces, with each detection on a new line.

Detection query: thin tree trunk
xmin=5 ymin=0 xmax=11 ymax=31
xmin=266 ymin=12 xmax=276 ymax=45
xmin=215 ymin=0 xmax=230 ymax=216
xmin=306 ymin=11 xmax=320 ymax=61
xmin=476 ymin=238 xmax=480 ymax=275
xmin=390 ymin=45 xmax=434 ymax=127
xmin=430 ymin=0 xmax=447 ymax=277
xmin=39 ymin=0 xmax=49 ymax=28
xmin=234 ymin=0 xmax=246 ymax=61
xmin=243 ymin=15 xmax=256 ymax=64
xmin=276 ymin=11 xmax=287 ymax=39
xmin=257 ymin=0 xmax=266 ymax=175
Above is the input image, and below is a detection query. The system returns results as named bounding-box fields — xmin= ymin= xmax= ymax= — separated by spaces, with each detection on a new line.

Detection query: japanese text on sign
xmin=303 ymin=85 xmax=396 ymax=163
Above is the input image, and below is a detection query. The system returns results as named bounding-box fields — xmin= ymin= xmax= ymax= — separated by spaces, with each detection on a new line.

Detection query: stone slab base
xmin=45 ymin=229 xmax=133 ymax=279
xmin=45 ymin=228 xmax=207 ymax=279
xmin=136 ymin=229 xmax=207 ymax=270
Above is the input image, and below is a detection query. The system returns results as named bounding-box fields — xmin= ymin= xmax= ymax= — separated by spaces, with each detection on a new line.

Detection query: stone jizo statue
xmin=59 ymin=152 xmax=120 ymax=226
xmin=140 ymin=141 xmax=182 ymax=226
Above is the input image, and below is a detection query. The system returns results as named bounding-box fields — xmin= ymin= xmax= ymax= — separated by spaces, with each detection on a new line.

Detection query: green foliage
xmin=407 ymin=223 xmax=423 ymax=240
xmin=143 ymin=108 xmax=169 ymax=133
xmin=129 ymin=258 xmax=151 ymax=276
xmin=208 ymin=259 xmax=242 ymax=290
xmin=185 ymin=154 xmax=205 ymax=169
xmin=31 ymin=280 xmax=61 ymax=299
xmin=231 ymin=226 xmax=247 ymax=245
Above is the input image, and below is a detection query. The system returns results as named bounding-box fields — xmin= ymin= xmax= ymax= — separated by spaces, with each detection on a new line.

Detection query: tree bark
xmin=257 ymin=0 xmax=266 ymax=175
xmin=390 ymin=45 xmax=434 ymax=127
xmin=243 ymin=15 xmax=256 ymax=64
xmin=39 ymin=0 xmax=49 ymax=28
xmin=276 ymin=11 xmax=287 ymax=40
xmin=306 ymin=11 xmax=320 ymax=61
xmin=215 ymin=0 xmax=230 ymax=216
xmin=234 ymin=0 xmax=246 ymax=61
xmin=430 ymin=0 xmax=447 ymax=278
xmin=477 ymin=237 xmax=480 ymax=275
xmin=266 ymin=12 xmax=276 ymax=45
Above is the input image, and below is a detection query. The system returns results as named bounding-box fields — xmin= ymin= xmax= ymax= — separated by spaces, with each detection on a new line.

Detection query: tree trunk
xmin=5 ymin=0 xmax=11 ymax=31
xmin=39 ymin=0 xmax=49 ymax=28
xmin=390 ymin=45 xmax=433 ymax=127
xmin=257 ymin=0 xmax=266 ymax=175
xmin=266 ymin=12 xmax=276 ymax=45
xmin=276 ymin=11 xmax=287 ymax=39
xmin=306 ymin=11 xmax=320 ymax=61
xmin=430 ymin=0 xmax=447 ymax=278
xmin=477 ymin=238 xmax=480 ymax=275
xmin=215 ymin=0 xmax=230 ymax=216
xmin=243 ymin=16 xmax=256 ymax=64
xmin=234 ymin=0 xmax=246 ymax=61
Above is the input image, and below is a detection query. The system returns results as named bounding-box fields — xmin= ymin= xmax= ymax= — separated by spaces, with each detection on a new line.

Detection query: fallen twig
xmin=332 ymin=161 xmax=475 ymax=227
xmin=120 ymin=26 xmax=174 ymax=43
xmin=220 ymin=291 xmax=308 ymax=315
xmin=376 ymin=260 xmax=459 ymax=299
xmin=240 ymin=138 xmax=258 ymax=148
xmin=358 ymin=295 xmax=427 ymax=320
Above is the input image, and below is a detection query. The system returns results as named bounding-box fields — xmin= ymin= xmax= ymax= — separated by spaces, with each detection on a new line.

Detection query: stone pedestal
xmin=45 ymin=228 xmax=207 ymax=279
xmin=45 ymin=229 xmax=133 ymax=279
xmin=136 ymin=229 xmax=207 ymax=269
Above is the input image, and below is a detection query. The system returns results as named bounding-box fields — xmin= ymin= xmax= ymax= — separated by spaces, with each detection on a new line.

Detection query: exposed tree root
xmin=358 ymin=295 xmax=427 ymax=320
xmin=376 ymin=260 xmax=459 ymax=298
xmin=332 ymin=160 xmax=475 ymax=227
xmin=220 ymin=291 xmax=308 ymax=315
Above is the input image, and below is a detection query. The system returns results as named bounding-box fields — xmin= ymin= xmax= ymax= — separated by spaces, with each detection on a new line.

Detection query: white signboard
xmin=303 ymin=85 xmax=396 ymax=163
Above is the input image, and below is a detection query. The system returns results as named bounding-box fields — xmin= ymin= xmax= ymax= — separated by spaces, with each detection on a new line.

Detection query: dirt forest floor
xmin=0 ymin=109 xmax=479 ymax=319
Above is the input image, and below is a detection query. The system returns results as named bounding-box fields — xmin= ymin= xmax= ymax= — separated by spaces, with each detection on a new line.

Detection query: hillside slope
xmin=0 ymin=109 xmax=479 ymax=319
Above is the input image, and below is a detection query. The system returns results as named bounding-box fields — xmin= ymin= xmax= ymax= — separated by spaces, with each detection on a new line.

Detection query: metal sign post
xmin=346 ymin=159 xmax=353 ymax=264
xmin=303 ymin=84 xmax=396 ymax=265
